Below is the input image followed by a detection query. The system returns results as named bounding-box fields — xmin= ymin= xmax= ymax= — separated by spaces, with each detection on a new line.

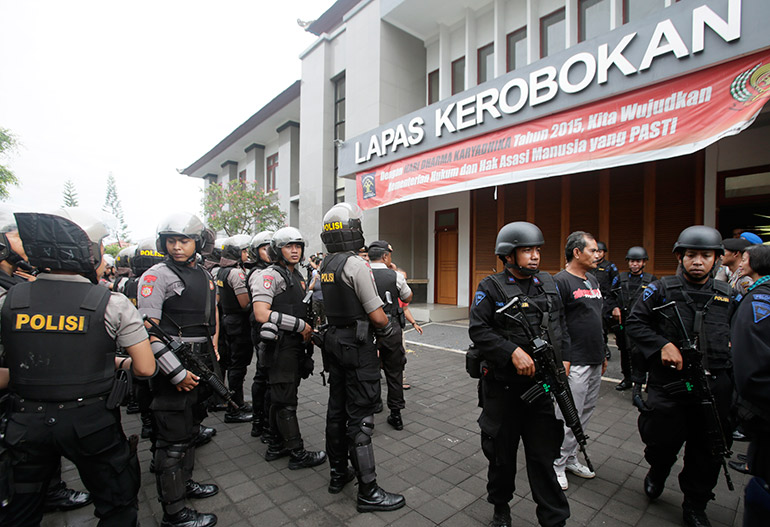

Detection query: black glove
xmin=374 ymin=320 xmax=395 ymax=340
xmin=300 ymin=354 xmax=315 ymax=379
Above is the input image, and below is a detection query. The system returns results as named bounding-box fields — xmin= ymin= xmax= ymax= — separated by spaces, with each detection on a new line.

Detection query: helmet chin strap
xmin=505 ymin=261 xmax=538 ymax=276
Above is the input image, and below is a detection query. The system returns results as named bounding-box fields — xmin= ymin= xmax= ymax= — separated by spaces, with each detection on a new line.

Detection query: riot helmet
xmin=0 ymin=205 xmax=23 ymax=265
xmin=212 ymin=237 xmax=226 ymax=261
xmin=625 ymin=246 xmax=648 ymax=260
xmin=672 ymin=226 xmax=724 ymax=255
xmin=222 ymin=234 xmax=252 ymax=262
xmin=321 ymin=203 xmax=365 ymax=253
xmin=115 ymin=245 xmax=136 ymax=271
xmin=596 ymin=241 xmax=608 ymax=252
xmin=103 ymin=254 xmax=115 ymax=268
xmin=132 ymin=237 xmax=165 ymax=275
xmin=495 ymin=222 xmax=544 ymax=276
xmin=156 ymin=212 xmax=206 ymax=261
xmin=249 ymin=230 xmax=274 ymax=263
xmin=269 ymin=227 xmax=305 ymax=264
xmin=15 ymin=207 xmax=110 ymax=284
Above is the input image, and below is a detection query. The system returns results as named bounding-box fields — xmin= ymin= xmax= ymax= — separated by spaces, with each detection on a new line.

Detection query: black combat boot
xmin=185 ymin=480 xmax=219 ymax=499
xmin=250 ymin=411 xmax=265 ymax=438
xmin=387 ymin=410 xmax=403 ymax=431
xmin=682 ymin=506 xmax=712 ymax=527
xmin=328 ymin=466 xmax=355 ymax=494
xmin=140 ymin=412 xmax=153 ymax=439
xmin=643 ymin=469 xmax=666 ymax=500
xmin=615 ymin=378 xmax=632 ymax=391
xmin=160 ymin=507 xmax=217 ymax=527
xmin=191 ymin=425 xmax=217 ymax=448
xmin=288 ymin=448 xmax=328 ymax=470
xmin=43 ymin=481 xmax=92 ymax=512
xmin=632 ymin=383 xmax=650 ymax=412
xmin=264 ymin=434 xmax=290 ymax=461
xmin=224 ymin=405 xmax=253 ymax=423
xmin=491 ymin=503 xmax=511 ymax=527
xmin=357 ymin=480 xmax=406 ymax=513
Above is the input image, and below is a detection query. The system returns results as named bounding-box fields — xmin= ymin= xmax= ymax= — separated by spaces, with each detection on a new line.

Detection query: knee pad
xmin=155 ymin=443 xmax=186 ymax=472
xmin=275 ymin=406 xmax=301 ymax=447
xmin=353 ymin=415 xmax=375 ymax=446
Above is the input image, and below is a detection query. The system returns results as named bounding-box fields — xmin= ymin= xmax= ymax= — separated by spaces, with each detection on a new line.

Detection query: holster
xmin=106 ymin=368 xmax=133 ymax=410
xmin=257 ymin=341 xmax=276 ymax=369
xmin=355 ymin=319 xmax=370 ymax=343
xmin=465 ymin=344 xmax=483 ymax=379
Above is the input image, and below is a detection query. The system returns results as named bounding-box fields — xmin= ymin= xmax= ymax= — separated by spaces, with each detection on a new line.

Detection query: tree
xmin=202 ymin=180 xmax=286 ymax=236
xmin=0 ymin=127 xmax=20 ymax=200
xmin=102 ymin=173 xmax=130 ymax=243
xmin=62 ymin=179 xmax=79 ymax=207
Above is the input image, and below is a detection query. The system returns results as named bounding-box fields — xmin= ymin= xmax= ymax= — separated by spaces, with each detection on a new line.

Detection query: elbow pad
xmin=260 ymin=322 xmax=279 ymax=342
xmin=268 ymin=311 xmax=306 ymax=333
xmin=150 ymin=340 xmax=187 ymax=385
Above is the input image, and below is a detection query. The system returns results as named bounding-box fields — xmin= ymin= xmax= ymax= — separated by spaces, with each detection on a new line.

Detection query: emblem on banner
xmin=361 ymin=172 xmax=376 ymax=200
xmin=730 ymin=63 xmax=770 ymax=107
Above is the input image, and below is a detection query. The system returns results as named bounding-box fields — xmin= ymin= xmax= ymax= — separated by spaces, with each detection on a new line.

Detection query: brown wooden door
xmin=435 ymin=209 xmax=458 ymax=305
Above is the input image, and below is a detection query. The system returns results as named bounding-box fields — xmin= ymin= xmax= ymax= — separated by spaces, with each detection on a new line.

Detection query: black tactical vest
xmin=160 ymin=262 xmax=217 ymax=338
xmin=123 ymin=277 xmax=139 ymax=307
xmin=269 ymin=264 xmax=308 ymax=320
xmin=217 ymin=266 xmax=243 ymax=315
xmin=659 ymin=275 xmax=732 ymax=369
xmin=372 ymin=267 xmax=400 ymax=316
xmin=1 ymin=279 xmax=115 ymax=401
xmin=617 ymin=272 xmax=653 ymax=310
xmin=0 ymin=271 xmax=21 ymax=292
xmin=488 ymin=271 xmax=564 ymax=362
xmin=320 ymin=252 xmax=368 ymax=326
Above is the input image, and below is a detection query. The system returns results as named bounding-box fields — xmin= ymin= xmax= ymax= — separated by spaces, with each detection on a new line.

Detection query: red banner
xmin=357 ymin=49 xmax=770 ymax=210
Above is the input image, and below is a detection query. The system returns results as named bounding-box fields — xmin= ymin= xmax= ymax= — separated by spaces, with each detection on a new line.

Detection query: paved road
xmin=45 ymin=321 xmax=748 ymax=526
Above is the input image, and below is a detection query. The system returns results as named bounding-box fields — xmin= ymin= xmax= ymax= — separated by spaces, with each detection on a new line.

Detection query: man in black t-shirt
xmin=553 ymin=231 xmax=606 ymax=490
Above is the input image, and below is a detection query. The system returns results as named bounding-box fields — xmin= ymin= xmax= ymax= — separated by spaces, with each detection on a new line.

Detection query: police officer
xmin=0 ymin=216 xmax=95 ymax=516
xmin=0 ymin=208 xmax=156 ymax=526
xmin=246 ymin=230 xmax=274 ymax=439
xmin=613 ymin=246 xmax=657 ymax=403
xmin=627 ymin=226 xmax=735 ymax=527
xmin=367 ymin=240 xmax=412 ymax=430
xmin=319 ymin=204 xmax=405 ymax=512
xmin=589 ymin=241 xmax=620 ymax=360
xmin=138 ymin=212 xmax=219 ymax=527
xmin=731 ymin=244 xmax=770 ymax=525
xmin=216 ymin=234 xmax=254 ymax=423
xmin=469 ymin=221 xmax=570 ymax=527
xmin=251 ymin=227 xmax=326 ymax=470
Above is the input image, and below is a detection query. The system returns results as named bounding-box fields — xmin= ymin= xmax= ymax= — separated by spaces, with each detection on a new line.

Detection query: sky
xmin=0 ymin=0 xmax=335 ymax=241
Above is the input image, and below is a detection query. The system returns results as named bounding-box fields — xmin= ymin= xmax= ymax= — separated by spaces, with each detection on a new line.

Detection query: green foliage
xmin=0 ymin=127 xmax=20 ymax=201
xmin=62 ymin=179 xmax=79 ymax=207
xmin=202 ymin=180 xmax=286 ymax=236
xmin=102 ymin=173 xmax=130 ymax=243
xmin=104 ymin=243 xmax=122 ymax=257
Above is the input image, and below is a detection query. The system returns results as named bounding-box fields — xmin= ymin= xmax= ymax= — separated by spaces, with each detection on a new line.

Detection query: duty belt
xmin=11 ymin=394 xmax=107 ymax=412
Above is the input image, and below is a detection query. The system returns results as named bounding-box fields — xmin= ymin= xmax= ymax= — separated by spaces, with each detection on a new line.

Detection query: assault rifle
xmin=496 ymin=297 xmax=594 ymax=472
xmin=652 ymin=301 xmax=734 ymax=491
xmin=143 ymin=316 xmax=240 ymax=412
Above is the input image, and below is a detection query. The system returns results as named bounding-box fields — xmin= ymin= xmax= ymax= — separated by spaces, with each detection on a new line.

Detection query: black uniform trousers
xmin=2 ymin=400 xmax=140 ymax=527
xmin=479 ymin=377 xmax=569 ymax=527
xmin=323 ymin=326 xmax=380 ymax=470
xmin=638 ymin=369 xmax=733 ymax=510
xmin=268 ymin=334 xmax=303 ymax=450
xmin=250 ymin=325 xmax=270 ymax=420
xmin=377 ymin=320 xmax=406 ymax=411
xmin=222 ymin=312 xmax=254 ymax=406
xmin=616 ymin=327 xmax=647 ymax=383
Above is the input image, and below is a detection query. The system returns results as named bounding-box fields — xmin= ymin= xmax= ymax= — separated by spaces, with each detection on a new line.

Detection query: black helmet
xmin=115 ymin=244 xmax=136 ymax=270
xmin=222 ymin=234 xmax=251 ymax=262
xmin=132 ymin=237 xmax=165 ymax=275
xmin=270 ymin=227 xmax=305 ymax=263
xmin=249 ymin=230 xmax=274 ymax=262
xmin=596 ymin=241 xmax=608 ymax=252
xmin=673 ymin=226 xmax=724 ymax=255
xmin=156 ymin=212 xmax=206 ymax=256
xmin=321 ymin=203 xmax=365 ymax=253
xmin=625 ymin=246 xmax=648 ymax=260
xmin=494 ymin=222 xmax=544 ymax=257
xmin=16 ymin=208 xmax=110 ymax=284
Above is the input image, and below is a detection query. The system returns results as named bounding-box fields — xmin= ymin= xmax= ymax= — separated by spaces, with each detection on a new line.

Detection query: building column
xmin=220 ymin=160 xmax=238 ymax=182
xmin=526 ymin=0 xmax=539 ymax=64
xmin=493 ymin=0 xmax=506 ymax=77
xmin=244 ymin=143 xmax=265 ymax=189
xmin=439 ymin=23 xmax=451 ymax=100
xmin=277 ymin=120 xmax=300 ymax=227
xmin=465 ymin=8 xmax=477 ymax=91
xmin=566 ymin=0 xmax=578 ymax=48
xmin=703 ymin=145 xmax=718 ymax=227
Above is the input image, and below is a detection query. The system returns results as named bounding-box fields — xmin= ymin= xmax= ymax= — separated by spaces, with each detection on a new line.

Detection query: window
xmin=451 ymin=57 xmax=465 ymax=95
xmin=266 ymin=153 xmax=278 ymax=192
xmin=623 ymin=0 xmax=666 ymax=24
xmin=540 ymin=8 xmax=566 ymax=58
xmin=238 ymin=169 xmax=246 ymax=183
xmin=579 ymin=0 xmax=610 ymax=42
xmin=477 ymin=43 xmax=494 ymax=84
xmin=506 ymin=27 xmax=527 ymax=72
xmin=428 ymin=69 xmax=439 ymax=105
xmin=333 ymin=74 xmax=346 ymax=204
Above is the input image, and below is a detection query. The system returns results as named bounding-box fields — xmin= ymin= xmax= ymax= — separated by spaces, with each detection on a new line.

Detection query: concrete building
xmin=184 ymin=0 xmax=770 ymax=320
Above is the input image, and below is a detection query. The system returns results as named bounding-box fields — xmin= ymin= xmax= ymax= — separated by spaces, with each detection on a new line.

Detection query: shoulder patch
xmin=735 ymin=293 xmax=743 ymax=303
xmin=754 ymin=294 xmax=770 ymax=302
xmin=143 ymin=275 xmax=157 ymax=283
xmin=612 ymin=276 xmax=619 ymax=286
xmin=643 ymin=283 xmax=657 ymax=302
xmin=209 ymin=280 xmax=215 ymax=290
xmin=753 ymin=301 xmax=770 ymax=324
xmin=611 ymin=264 xmax=618 ymax=271
xmin=238 ymin=272 xmax=245 ymax=280
xmin=263 ymin=278 xmax=272 ymax=290
xmin=140 ymin=285 xmax=154 ymax=297
xmin=475 ymin=291 xmax=486 ymax=305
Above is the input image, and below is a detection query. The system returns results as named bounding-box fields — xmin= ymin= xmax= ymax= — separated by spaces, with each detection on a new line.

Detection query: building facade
xmin=185 ymin=0 xmax=770 ymax=315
